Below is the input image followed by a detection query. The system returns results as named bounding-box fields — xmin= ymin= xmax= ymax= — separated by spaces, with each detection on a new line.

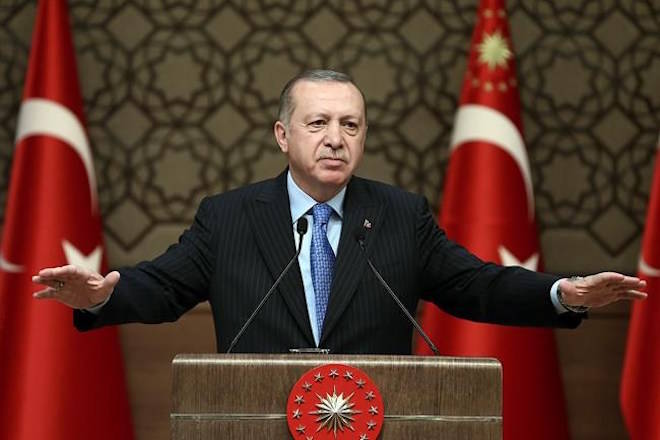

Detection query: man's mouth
xmin=318 ymin=154 xmax=346 ymax=162
xmin=318 ymin=157 xmax=347 ymax=168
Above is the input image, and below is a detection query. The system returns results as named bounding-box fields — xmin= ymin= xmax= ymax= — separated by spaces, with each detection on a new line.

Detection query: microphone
xmin=227 ymin=217 xmax=308 ymax=353
xmin=354 ymin=226 xmax=440 ymax=355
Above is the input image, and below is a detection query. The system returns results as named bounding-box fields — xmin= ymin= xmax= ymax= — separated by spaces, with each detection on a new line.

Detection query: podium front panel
xmin=171 ymin=354 xmax=501 ymax=439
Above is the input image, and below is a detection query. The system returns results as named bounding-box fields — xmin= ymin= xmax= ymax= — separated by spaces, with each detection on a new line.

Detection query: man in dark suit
xmin=32 ymin=70 xmax=647 ymax=354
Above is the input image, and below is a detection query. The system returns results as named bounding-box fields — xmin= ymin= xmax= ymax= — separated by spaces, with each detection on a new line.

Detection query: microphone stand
xmin=356 ymin=231 xmax=440 ymax=355
xmin=227 ymin=218 xmax=308 ymax=353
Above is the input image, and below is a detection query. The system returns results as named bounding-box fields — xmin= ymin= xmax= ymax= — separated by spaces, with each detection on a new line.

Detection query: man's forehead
xmin=291 ymin=80 xmax=365 ymax=114
xmin=292 ymin=79 xmax=358 ymax=92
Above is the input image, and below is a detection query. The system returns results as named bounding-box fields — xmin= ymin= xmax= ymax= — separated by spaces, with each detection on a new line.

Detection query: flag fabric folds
xmin=0 ymin=0 xmax=133 ymax=438
xmin=621 ymin=136 xmax=660 ymax=440
xmin=416 ymin=0 xmax=570 ymax=439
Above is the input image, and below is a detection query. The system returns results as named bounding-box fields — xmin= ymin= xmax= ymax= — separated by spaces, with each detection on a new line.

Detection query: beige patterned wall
xmin=2 ymin=2 xmax=658 ymax=439
xmin=1 ymin=1 xmax=659 ymax=276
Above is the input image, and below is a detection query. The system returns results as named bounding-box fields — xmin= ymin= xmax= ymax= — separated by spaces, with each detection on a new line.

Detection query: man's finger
xmin=38 ymin=265 xmax=81 ymax=280
xmin=608 ymin=277 xmax=643 ymax=287
xmin=32 ymin=266 xmax=90 ymax=285
xmin=33 ymin=287 xmax=57 ymax=299
xmin=610 ymin=283 xmax=646 ymax=293
xmin=31 ymin=276 xmax=65 ymax=289
xmin=36 ymin=268 xmax=71 ymax=281
xmin=590 ymin=272 xmax=625 ymax=285
xmin=619 ymin=290 xmax=648 ymax=301
xmin=38 ymin=265 xmax=72 ymax=276
xmin=37 ymin=267 xmax=57 ymax=277
xmin=581 ymin=278 xmax=645 ymax=292
xmin=34 ymin=271 xmax=60 ymax=281
xmin=51 ymin=265 xmax=82 ymax=280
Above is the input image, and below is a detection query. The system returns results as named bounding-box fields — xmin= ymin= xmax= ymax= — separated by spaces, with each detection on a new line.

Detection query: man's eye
xmin=309 ymin=120 xmax=326 ymax=127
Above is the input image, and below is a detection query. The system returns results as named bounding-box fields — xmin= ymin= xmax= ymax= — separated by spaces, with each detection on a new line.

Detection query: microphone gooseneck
xmin=354 ymin=227 xmax=440 ymax=356
xmin=226 ymin=218 xmax=308 ymax=353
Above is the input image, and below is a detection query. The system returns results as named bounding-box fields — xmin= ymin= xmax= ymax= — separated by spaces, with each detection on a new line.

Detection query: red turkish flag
xmin=0 ymin=1 xmax=133 ymax=439
xmin=621 ymin=137 xmax=660 ymax=440
xmin=416 ymin=1 xmax=570 ymax=439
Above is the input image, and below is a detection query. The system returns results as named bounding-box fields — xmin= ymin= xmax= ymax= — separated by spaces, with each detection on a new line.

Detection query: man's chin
xmin=317 ymin=170 xmax=351 ymax=188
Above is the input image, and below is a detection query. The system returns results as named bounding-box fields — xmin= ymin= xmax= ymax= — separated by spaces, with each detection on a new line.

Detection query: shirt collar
xmin=287 ymin=170 xmax=345 ymax=224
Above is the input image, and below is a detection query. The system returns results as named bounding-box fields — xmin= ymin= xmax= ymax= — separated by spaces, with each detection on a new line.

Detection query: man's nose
xmin=323 ymin=121 xmax=342 ymax=149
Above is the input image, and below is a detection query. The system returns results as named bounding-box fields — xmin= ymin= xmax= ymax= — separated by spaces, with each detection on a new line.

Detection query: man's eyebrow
xmin=305 ymin=112 xmax=330 ymax=120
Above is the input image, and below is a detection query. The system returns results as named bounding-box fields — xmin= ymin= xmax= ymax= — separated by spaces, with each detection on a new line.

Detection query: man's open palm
xmin=559 ymin=272 xmax=647 ymax=308
xmin=32 ymin=265 xmax=119 ymax=309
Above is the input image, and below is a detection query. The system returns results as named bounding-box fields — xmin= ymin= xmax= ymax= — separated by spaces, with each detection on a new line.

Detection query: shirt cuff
xmin=82 ymin=292 xmax=112 ymax=314
xmin=550 ymin=278 xmax=569 ymax=314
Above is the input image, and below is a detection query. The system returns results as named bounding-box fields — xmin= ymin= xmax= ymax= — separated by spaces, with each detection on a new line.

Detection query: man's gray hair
xmin=277 ymin=69 xmax=366 ymax=126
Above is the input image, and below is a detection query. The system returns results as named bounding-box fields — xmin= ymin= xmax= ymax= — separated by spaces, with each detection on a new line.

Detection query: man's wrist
xmin=557 ymin=276 xmax=590 ymax=314
xmin=82 ymin=292 xmax=112 ymax=314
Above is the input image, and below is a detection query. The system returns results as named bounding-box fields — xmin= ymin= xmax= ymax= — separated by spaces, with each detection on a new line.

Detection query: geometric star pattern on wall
xmin=0 ymin=0 xmax=658 ymax=272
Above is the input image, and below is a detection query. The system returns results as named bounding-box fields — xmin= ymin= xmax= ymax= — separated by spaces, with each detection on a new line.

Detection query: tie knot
xmin=312 ymin=203 xmax=333 ymax=225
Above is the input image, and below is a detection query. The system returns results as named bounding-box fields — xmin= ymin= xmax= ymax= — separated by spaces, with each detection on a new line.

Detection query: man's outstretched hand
xmin=559 ymin=272 xmax=647 ymax=309
xmin=32 ymin=265 xmax=119 ymax=309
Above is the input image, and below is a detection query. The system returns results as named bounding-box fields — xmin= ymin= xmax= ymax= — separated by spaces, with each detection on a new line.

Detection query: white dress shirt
xmin=287 ymin=171 xmax=345 ymax=346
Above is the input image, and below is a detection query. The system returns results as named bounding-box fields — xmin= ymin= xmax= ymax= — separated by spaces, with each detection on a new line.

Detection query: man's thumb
xmin=105 ymin=270 xmax=121 ymax=289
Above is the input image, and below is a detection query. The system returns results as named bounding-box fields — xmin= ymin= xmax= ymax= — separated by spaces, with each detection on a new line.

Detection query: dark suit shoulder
xmin=201 ymin=174 xmax=283 ymax=211
xmin=349 ymin=175 xmax=427 ymax=209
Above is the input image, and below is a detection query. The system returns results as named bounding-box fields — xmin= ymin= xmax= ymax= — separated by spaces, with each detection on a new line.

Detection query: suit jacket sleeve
xmin=414 ymin=196 xmax=582 ymax=328
xmin=74 ymin=197 xmax=216 ymax=330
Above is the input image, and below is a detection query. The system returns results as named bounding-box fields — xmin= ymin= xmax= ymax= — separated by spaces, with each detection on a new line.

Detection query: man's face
xmin=274 ymin=80 xmax=367 ymax=201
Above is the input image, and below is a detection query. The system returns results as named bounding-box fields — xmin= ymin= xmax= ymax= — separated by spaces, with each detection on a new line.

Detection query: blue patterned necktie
xmin=311 ymin=203 xmax=335 ymax=337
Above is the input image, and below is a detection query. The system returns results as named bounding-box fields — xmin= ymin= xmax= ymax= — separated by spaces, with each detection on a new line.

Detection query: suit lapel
xmin=245 ymin=171 xmax=315 ymax=346
xmin=320 ymin=177 xmax=384 ymax=345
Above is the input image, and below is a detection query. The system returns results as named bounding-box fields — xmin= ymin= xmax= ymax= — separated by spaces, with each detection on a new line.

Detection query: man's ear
xmin=273 ymin=121 xmax=288 ymax=153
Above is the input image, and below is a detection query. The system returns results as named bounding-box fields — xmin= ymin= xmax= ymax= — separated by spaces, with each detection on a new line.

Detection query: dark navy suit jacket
xmin=75 ymin=171 xmax=581 ymax=353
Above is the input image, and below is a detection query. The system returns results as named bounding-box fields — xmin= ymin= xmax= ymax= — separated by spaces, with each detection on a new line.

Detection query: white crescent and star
xmin=638 ymin=256 xmax=660 ymax=278
xmin=0 ymin=241 xmax=100 ymax=276
xmin=63 ymin=240 xmax=103 ymax=273
xmin=498 ymin=246 xmax=539 ymax=271
xmin=453 ymin=32 xmax=535 ymax=270
xmin=1 ymin=98 xmax=102 ymax=275
xmin=0 ymin=252 xmax=24 ymax=273
xmin=15 ymin=98 xmax=98 ymax=209
xmin=450 ymin=104 xmax=535 ymax=220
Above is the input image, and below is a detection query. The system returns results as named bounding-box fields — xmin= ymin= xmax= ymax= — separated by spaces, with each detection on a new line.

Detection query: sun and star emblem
xmin=287 ymin=364 xmax=384 ymax=440
xmin=310 ymin=387 xmax=360 ymax=434
xmin=477 ymin=31 xmax=512 ymax=70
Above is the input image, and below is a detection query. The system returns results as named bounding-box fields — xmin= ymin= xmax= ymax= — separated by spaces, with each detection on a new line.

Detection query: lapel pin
xmin=363 ymin=219 xmax=372 ymax=229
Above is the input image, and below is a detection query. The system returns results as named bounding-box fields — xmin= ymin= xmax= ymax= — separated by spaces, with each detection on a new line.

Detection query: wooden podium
xmin=171 ymin=354 xmax=501 ymax=439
